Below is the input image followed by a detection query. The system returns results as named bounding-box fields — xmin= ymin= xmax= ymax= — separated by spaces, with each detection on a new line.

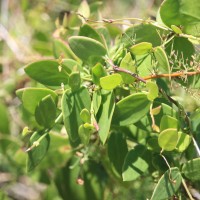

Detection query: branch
xmin=143 ymin=70 xmax=200 ymax=80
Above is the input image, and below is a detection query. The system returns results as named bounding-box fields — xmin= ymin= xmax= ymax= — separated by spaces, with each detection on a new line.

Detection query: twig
xmin=143 ymin=71 xmax=200 ymax=80
xmin=182 ymin=179 xmax=195 ymax=200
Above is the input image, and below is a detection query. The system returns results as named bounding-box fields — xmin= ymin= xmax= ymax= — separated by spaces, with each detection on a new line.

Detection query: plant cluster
xmin=15 ymin=0 xmax=200 ymax=199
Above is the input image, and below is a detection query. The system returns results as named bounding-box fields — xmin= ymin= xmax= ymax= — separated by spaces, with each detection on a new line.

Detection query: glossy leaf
xmin=62 ymin=59 xmax=83 ymax=74
xmin=62 ymin=87 xmax=91 ymax=145
xmin=182 ymin=158 xmax=200 ymax=181
xmin=146 ymin=81 xmax=159 ymax=101
xmin=130 ymin=42 xmax=152 ymax=55
xmin=122 ymin=145 xmax=148 ymax=181
xmin=114 ymin=93 xmax=151 ymax=126
xmin=100 ymin=74 xmax=122 ymax=90
xmin=20 ymin=88 xmax=58 ymax=115
xmin=68 ymin=36 xmax=106 ymax=63
xmin=97 ymin=90 xmax=115 ymax=144
xmin=92 ymin=63 xmax=107 ymax=85
xmin=68 ymin=72 xmax=81 ymax=92
xmin=27 ymin=131 xmax=50 ymax=172
xmin=154 ymin=46 xmax=170 ymax=74
xmin=24 ymin=60 xmax=69 ymax=86
xmin=160 ymin=115 xmax=178 ymax=131
xmin=160 ymin=0 xmax=200 ymax=36
xmin=151 ymin=167 xmax=182 ymax=200
xmin=107 ymin=131 xmax=128 ymax=177
xmin=119 ymin=52 xmax=136 ymax=84
xmin=35 ymin=95 xmax=57 ymax=128
xmin=158 ymin=128 xmax=178 ymax=151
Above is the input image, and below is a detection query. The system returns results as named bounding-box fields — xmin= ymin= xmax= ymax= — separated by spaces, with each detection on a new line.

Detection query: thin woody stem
xmin=143 ymin=70 xmax=200 ymax=80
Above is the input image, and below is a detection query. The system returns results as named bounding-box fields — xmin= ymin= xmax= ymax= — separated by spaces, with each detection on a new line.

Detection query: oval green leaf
xmin=27 ymin=131 xmax=50 ymax=172
xmin=182 ymin=158 xmax=200 ymax=181
xmin=24 ymin=60 xmax=69 ymax=86
xmin=176 ymin=132 xmax=191 ymax=152
xmin=100 ymin=74 xmax=122 ymax=90
xmin=114 ymin=93 xmax=151 ymax=126
xmin=68 ymin=36 xmax=106 ymax=63
xmin=158 ymin=128 xmax=178 ymax=151
xmin=97 ymin=90 xmax=115 ymax=144
xmin=130 ymin=42 xmax=152 ymax=55
xmin=35 ymin=95 xmax=57 ymax=128
xmin=119 ymin=52 xmax=136 ymax=84
xmin=69 ymin=72 xmax=81 ymax=92
xmin=154 ymin=46 xmax=170 ymax=74
xmin=146 ymin=81 xmax=159 ymax=101
xmin=122 ymin=145 xmax=148 ymax=181
xmin=160 ymin=115 xmax=178 ymax=131
xmin=160 ymin=0 xmax=200 ymax=36
xmin=21 ymin=88 xmax=58 ymax=115
xmin=151 ymin=167 xmax=182 ymax=200
xmin=107 ymin=131 xmax=128 ymax=177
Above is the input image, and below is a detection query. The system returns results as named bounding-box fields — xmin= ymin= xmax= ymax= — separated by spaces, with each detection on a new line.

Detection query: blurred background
xmin=2 ymin=0 xmax=192 ymax=199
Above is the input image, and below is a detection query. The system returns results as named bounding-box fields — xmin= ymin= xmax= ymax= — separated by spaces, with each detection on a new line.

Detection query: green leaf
xmin=136 ymin=54 xmax=153 ymax=77
xmin=53 ymin=39 xmax=79 ymax=60
xmin=24 ymin=60 xmax=69 ymax=86
xmin=107 ymin=131 xmax=128 ymax=177
xmin=78 ymin=124 xmax=95 ymax=146
xmin=119 ymin=52 xmax=136 ymax=84
xmin=114 ymin=93 xmax=151 ymax=126
xmin=78 ymin=0 xmax=90 ymax=19
xmin=150 ymin=167 xmax=182 ymax=200
xmin=122 ymin=24 xmax=168 ymax=47
xmin=146 ymin=81 xmax=159 ymax=101
xmin=27 ymin=131 xmax=50 ymax=172
xmin=97 ymin=90 xmax=115 ymax=144
xmin=158 ymin=128 xmax=178 ymax=151
xmin=154 ymin=46 xmax=170 ymax=74
xmin=92 ymin=63 xmax=107 ymax=85
xmin=20 ymin=88 xmax=58 ymax=115
xmin=165 ymin=37 xmax=195 ymax=62
xmin=79 ymin=24 xmax=102 ymax=43
xmin=68 ymin=36 xmax=107 ymax=63
xmin=100 ymin=74 xmax=122 ymax=90
xmin=182 ymin=158 xmax=200 ymax=181
xmin=0 ymin=102 xmax=10 ymax=134
xmin=35 ymin=95 xmax=57 ymax=128
xmin=62 ymin=59 xmax=83 ymax=74
xmin=130 ymin=42 xmax=152 ymax=55
xmin=122 ymin=145 xmax=148 ymax=181
xmin=80 ymin=108 xmax=91 ymax=123
xmin=171 ymin=25 xmax=182 ymax=34
xmin=160 ymin=115 xmax=178 ymax=131
xmin=176 ymin=132 xmax=191 ymax=152
xmin=147 ymin=137 xmax=161 ymax=153
xmin=62 ymin=87 xmax=91 ymax=145
xmin=160 ymin=0 xmax=200 ymax=36
xmin=92 ymin=90 xmax=102 ymax=115
xmin=68 ymin=72 xmax=81 ymax=92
